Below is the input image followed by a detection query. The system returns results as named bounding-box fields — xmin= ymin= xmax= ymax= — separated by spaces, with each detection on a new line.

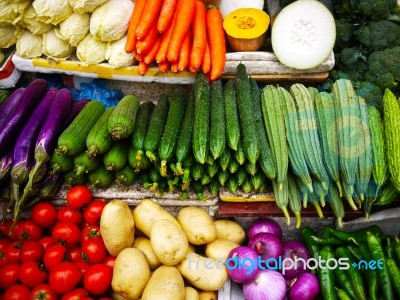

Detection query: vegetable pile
xmin=302 ymin=224 xmax=400 ymax=300
xmin=0 ymin=186 xmax=114 ymax=299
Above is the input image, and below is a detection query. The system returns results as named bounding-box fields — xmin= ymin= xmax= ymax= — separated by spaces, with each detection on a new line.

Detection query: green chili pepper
xmin=332 ymin=268 xmax=358 ymax=300
xmin=367 ymin=231 xmax=394 ymax=300
xmin=394 ymin=236 xmax=400 ymax=266
xmin=329 ymin=225 xmax=383 ymax=244
xmin=318 ymin=247 xmax=337 ymax=300
xmin=336 ymin=289 xmax=353 ymax=300
xmin=387 ymin=258 xmax=400 ymax=298
xmin=386 ymin=238 xmax=395 ymax=259
xmin=311 ymin=235 xmax=344 ymax=246
xmin=358 ymin=243 xmax=378 ymax=300
xmin=301 ymin=226 xmax=320 ymax=261
xmin=346 ymin=245 xmax=363 ymax=262
xmin=336 ymin=247 xmax=367 ymax=300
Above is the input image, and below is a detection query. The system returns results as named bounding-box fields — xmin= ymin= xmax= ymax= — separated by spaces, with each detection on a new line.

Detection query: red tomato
xmin=8 ymin=221 xmax=22 ymax=241
xmin=30 ymin=284 xmax=57 ymax=300
xmin=0 ymin=220 xmax=12 ymax=239
xmin=18 ymin=220 xmax=42 ymax=241
xmin=44 ymin=244 xmax=69 ymax=271
xmin=83 ymin=200 xmax=106 ymax=225
xmin=83 ymin=264 xmax=112 ymax=296
xmin=0 ymin=263 xmax=20 ymax=289
xmin=20 ymin=240 xmax=44 ymax=263
xmin=31 ymin=202 xmax=57 ymax=228
xmin=68 ymin=247 xmax=83 ymax=262
xmin=3 ymin=284 xmax=30 ymax=300
xmin=52 ymin=222 xmax=80 ymax=249
xmin=60 ymin=288 xmax=87 ymax=300
xmin=18 ymin=261 xmax=48 ymax=288
xmin=38 ymin=236 xmax=56 ymax=251
xmin=5 ymin=241 xmax=23 ymax=263
xmin=66 ymin=186 xmax=92 ymax=210
xmin=57 ymin=207 xmax=83 ymax=226
xmin=80 ymin=225 xmax=101 ymax=244
xmin=74 ymin=260 xmax=90 ymax=275
xmin=103 ymin=255 xmax=116 ymax=269
xmin=0 ymin=239 xmax=11 ymax=251
xmin=81 ymin=239 xmax=107 ymax=264
xmin=49 ymin=262 xmax=82 ymax=295
xmin=0 ymin=251 xmax=7 ymax=268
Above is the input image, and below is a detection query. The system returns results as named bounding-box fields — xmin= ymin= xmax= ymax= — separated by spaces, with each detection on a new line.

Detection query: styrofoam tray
xmin=0 ymin=48 xmax=22 ymax=88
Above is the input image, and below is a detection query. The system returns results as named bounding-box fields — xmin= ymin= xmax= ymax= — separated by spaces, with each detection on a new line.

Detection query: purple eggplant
xmin=25 ymin=88 xmax=73 ymax=191
xmin=62 ymin=99 xmax=90 ymax=130
xmin=0 ymin=88 xmax=25 ymax=130
xmin=0 ymin=147 xmax=13 ymax=184
xmin=11 ymin=88 xmax=57 ymax=215
xmin=0 ymin=79 xmax=47 ymax=157
xmin=27 ymin=172 xmax=63 ymax=209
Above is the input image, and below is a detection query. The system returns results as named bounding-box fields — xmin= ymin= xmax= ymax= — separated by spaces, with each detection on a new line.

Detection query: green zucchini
xmin=132 ymin=101 xmax=155 ymax=161
xmin=57 ymin=100 xmax=105 ymax=156
xmin=103 ymin=140 xmax=129 ymax=172
xmin=224 ymin=79 xmax=240 ymax=151
xmin=64 ymin=170 xmax=88 ymax=187
xmin=108 ymin=95 xmax=140 ymax=140
xmin=88 ymin=165 xmax=115 ymax=188
xmin=175 ymin=89 xmax=195 ymax=175
xmin=228 ymin=158 xmax=240 ymax=174
xmin=356 ymin=96 xmax=372 ymax=201
xmin=251 ymin=171 xmax=264 ymax=191
xmin=245 ymin=161 xmax=258 ymax=176
xmin=313 ymin=180 xmax=328 ymax=207
xmin=272 ymin=179 xmax=290 ymax=225
xmin=250 ymin=78 xmax=276 ymax=180
xmin=374 ymin=182 xmax=399 ymax=206
xmin=383 ymin=89 xmax=400 ymax=191
xmin=209 ymin=79 xmax=226 ymax=159
xmin=74 ymin=151 xmax=101 ymax=176
xmin=234 ymin=64 xmax=259 ymax=164
xmin=235 ymin=167 xmax=247 ymax=187
xmin=233 ymin=140 xmax=246 ymax=166
xmin=201 ymin=172 xmax=212 ymax=185
xmin=207 ymin=163 xmax=219 ymax=178
xmin=242 ymin=177 xmax=253 ymax=193
xmin=205 ymin=154 xmax=215 ymax=165
xmin=144 ymin=94 xmax=169 ymax=162
xmin=115 ymin=164 xmax=137 ymax=186
xmin=219 ymin=148 xmax=231 ymax=172
xmin=208 ymin=180 xmax=220 ymax=197
xmin=227 ymin=175 xmax=238 ymax=193
xmin=192 ymin=161 xmax=204 ymax=181
xmin=314 ymin=92 xmax=342 ymax=196
xmin=158 ymin=87 xmax=187 ymax=176
xmin=287 ymin=173 xmax=302 ymax=229
xmin=50 ymin=152 xmax=74 ymax=174
xmin=279 ymin=87 xmax=313 ymax=192
xmin=129 ymin=145 xmax=151 ymax=172
xmin=193 ymin=73 xmax=211 ymax=164
xmin=327 ymin=184 xmax=345 ymax=228
xmin=297 ymin=177 xmax=310 ymax=208
xmin=86 ymin=107 xmax=115 ymax=158
xmin=290 ymin=84 xmax=329 ymax=190
xmin=218 ymin=171 xmax=229 ymax=186
xmin=192 ymin=180 xmax=205 ymax=200
xmin=262 ymin=85 xmax=288 ymax=189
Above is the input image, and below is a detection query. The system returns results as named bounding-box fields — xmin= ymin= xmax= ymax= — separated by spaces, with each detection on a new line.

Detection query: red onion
xmin=288 ymin=272 xmax=320 ymax=300
xmin=226 ymin=246 xmax=260 ymax=284
xmin=243 ymin=269 xmax=286 ymax=300
xmin=247 ymin=219 xmax=283 ymax=240
xmin=248 ymin=233 xmax=283 ymax=263
xmin=281 ymin=240 xmax=310 ymax=279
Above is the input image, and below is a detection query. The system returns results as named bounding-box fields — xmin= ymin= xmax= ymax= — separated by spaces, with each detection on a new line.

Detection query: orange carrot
xmin=189 ymin=0 xmax=206 ymax=72
xmin=156 ymin=12 xmax=177 ymax=63
xmin=136 ymin=0 xmax=164 ymax=40
xmin=125 ymin=0 xmax=147 ymax=53
xmin=167 ymin=0 xmax=196 ymax=63
xmin=201 ymin=39 xmax=211 ymax=74
xmin=135 ymin=52 xmax=144 ymax=62
xmin=157 ymin=0 xmax=178 ymax=33
xmin=171 ymin=62 xmax=179 ymax=73
xmin=178 ymin=31 xmax=192 ymax=72
xmin=138 ymin=61 xmax=149 ymax=76
xmin=206 ymin=6 xmax=226 ymax=81
xmin=136 ymin=25 xmax=159 ymax=55
xmin=158 ymin=61 xmax=170 ymax=72
xmin=144 ymin=36 xmax=162 ymax=65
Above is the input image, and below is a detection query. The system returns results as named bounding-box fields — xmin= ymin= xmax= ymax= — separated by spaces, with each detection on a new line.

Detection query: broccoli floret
xmin=358 ymin=20 xmax=400 ymax=51
xmin=357 ymin=0 xmax=397 ymax=20
xmin=335 ymin=19 xmax=357 ymax=49
xmin=365 ymin=46 xmax=400 ymax=89
xmin=355 ymin=81 xmax=383 ymax=108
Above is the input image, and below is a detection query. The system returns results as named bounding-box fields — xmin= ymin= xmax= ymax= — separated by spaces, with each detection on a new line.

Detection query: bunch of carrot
xmin=125 ymin=0 xmax=226 ymax=81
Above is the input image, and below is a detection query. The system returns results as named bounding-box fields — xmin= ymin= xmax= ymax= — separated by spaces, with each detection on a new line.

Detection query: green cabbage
xmin=32 ymin=0 xmax=73 ymax=25
xmin=89 ymin=0 xmax=134 ymax=42
xmin=16 ymin=30 xmax=43 ymax=58
xmin=76 ymin=34 xmax=107 ymax=65
xmin=22 ymin=4 xmax=52 ymax=35
xmin=43 ymin=28 xmax=75 ymax=60
xmin=55 ymin=12 xmax=90 ymax=46
xmin=0 ymin=0 xmax=30 ymax=25
xmin=105 ymin=35 xmax=136 ymax=68
xmin=69 ymin=0 xmax=110 ymax=13
xmin=0 ymin=25 xmax=23 ymax=48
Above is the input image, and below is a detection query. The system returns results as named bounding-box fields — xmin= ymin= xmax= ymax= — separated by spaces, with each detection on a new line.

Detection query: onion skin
xmin=248 ymin=232 xmax=283 ymax=262
xmin=282 ymin=240 xmax=311 ymax=279
xmin=288 ymin=272 xmax=320 ymax=300
xmin=247 ymin=219 xmax=283 ymax=240
xmin=226 ymin=246 xmax=260 ymax=284
xmin=243 ymin=269 xmax=286 ymax=300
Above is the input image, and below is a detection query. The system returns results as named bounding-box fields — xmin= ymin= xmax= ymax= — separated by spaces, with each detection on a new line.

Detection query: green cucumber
xmin=224 ymin=79 xmax=240 ymax=151
xmin=108 ymin=95 xmax=140 ymax=140
xmin=115 ymin=164 xmax=137 ymax=186
xmin=74 ymin=151 xmax=101 ymax=176
xmin=132 ymin=101 xmax=155 ymax=161
xmin=209 ymin=79 xmax=226 ymax=159
xmin=103 ymin=140 xmax=129 ymax=172
xmin=88 ymin=165 xmax=115 ymax=188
